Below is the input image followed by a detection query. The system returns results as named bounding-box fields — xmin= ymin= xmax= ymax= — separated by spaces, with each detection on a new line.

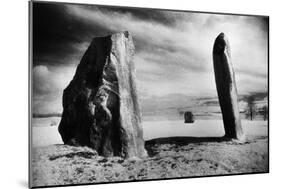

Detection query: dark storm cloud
xmin=32 ymin=3 xmax=113 ymax=66
xmin=93 ymin=6 xmax=182 ymax=26
xmin=32 ymin=3 xmax=183 ymax=67
xmin=32 ymin=2 xmax=268 ymax=114
xmin=32 ymin=3 xmax=207 ymax=73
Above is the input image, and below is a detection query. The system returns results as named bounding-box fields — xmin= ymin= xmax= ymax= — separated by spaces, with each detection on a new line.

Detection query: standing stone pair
xmin=58 ymin=31 xmax=244 ymax=159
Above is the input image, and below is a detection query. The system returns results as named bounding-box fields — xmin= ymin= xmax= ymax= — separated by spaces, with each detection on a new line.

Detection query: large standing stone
xmin=213 ymin=33 xmax=245 ymax=141
xmin=58 ymin=31 xmax=147 ymax=158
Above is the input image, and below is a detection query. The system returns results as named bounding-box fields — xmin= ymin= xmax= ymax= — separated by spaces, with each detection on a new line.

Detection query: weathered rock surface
xmin=184 ymin=111 xmax=194 ymax=123
xmin=213 ymin=33 xmax=245 ymax=140
xmin=58 ymin=31 xmax=147 ymax=158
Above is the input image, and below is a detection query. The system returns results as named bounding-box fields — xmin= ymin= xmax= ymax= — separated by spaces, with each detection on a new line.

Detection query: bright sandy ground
xmin=31 ymin=118 xmax=268 ymax=187
xmin=32 ymin=118 xmax=267 ymax=146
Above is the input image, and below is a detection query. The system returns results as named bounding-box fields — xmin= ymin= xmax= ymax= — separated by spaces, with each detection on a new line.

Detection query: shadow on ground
xmin=145 ymin=136 xmax=227 ymax=157
xmin=146 ymin=136 xmax=227 ymax=146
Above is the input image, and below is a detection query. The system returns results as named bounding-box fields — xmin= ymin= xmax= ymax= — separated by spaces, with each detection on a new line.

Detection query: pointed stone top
xmin=215 ymin=32 xmax=228 ymax=43
xmin=218 ymin=32 xmax=225 ymax=37
xmin=213 ymin=32 xmax=230 ymax=54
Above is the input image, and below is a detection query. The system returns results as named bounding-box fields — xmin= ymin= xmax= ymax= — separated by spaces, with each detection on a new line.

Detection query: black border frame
xmin=28 ymin=0 xmax=270 ymax=188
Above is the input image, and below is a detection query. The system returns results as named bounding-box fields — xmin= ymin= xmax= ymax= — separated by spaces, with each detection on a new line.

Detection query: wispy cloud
xmin=32 ymin=3 xmax=268 ymax=114
xmin=33 ymin=65 xmax=76 ymax=114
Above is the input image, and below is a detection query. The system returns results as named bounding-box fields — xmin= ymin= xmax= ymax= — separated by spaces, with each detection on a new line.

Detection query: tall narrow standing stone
xmin=58 ymin=31 xmax=147 ymax=158
xmin=213 ymin=33 xmax=245 ymax=141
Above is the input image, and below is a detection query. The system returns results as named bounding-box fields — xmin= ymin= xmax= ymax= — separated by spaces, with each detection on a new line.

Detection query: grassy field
xmin=31 ymin=118 xmax=268 ymax=187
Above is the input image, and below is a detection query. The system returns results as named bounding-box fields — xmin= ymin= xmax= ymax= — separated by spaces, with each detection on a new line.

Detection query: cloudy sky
xmin=32 ymin=2 xmax=268 ymax=114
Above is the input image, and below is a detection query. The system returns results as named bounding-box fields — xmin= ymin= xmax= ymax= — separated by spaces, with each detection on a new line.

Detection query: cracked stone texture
xmin=58 ymin=31 xmax=147 ymax=158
